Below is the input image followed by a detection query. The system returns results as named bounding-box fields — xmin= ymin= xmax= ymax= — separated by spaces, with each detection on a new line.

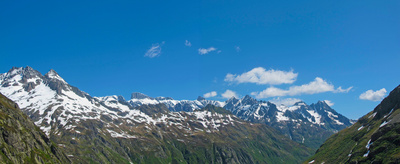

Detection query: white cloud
xmin=144 ymin=42 xmax=164 ymax=58
xmin=185 ymin=40 xmax=192 ymax=47
xmin=324 ymin=100 xmax=334 ymax=107
xmin=251 ymin=77 xmax=352 ymax=98
xmin=221 ymin=89 xmax=238 ymax=99
xmin=251 ymin=87 xmax=287 ymax=98
xmin=359 ymin=88 xmax=387 ymax=101
xmin=235 ymin=46 xmax=240 ymax=52
xmin=198 ymin=47 xmax=217 ymax=55
xmin=203 ymin=91 xmax=217 ymax=98
xmin=334 ymin=86 xmax=353 ymax=93
xmin=225 ymin=67 xmax=298 ymax=85
xmin=269 ymin=97 xmax=302 ymax=106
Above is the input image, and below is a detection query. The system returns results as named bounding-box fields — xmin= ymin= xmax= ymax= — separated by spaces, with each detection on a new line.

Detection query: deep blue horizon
xmin=1 ymin=0 xmax=399 ymax=119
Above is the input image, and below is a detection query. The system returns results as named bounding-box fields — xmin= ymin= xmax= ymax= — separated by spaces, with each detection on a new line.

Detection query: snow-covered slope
xmin=0 ymin=67 xmax=232 ymax=136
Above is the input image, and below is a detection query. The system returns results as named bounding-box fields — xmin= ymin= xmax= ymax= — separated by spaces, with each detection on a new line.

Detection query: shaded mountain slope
xmin=0 ymin=93 xmax=70 ymax=163
xmin=305 ymin=84 xmax=400 ymax=164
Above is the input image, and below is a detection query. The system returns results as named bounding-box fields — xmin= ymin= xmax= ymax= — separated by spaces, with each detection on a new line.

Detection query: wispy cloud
xmin=144 ymin=42 xmax=164 ymax=58
xmin=251 ymin=77 xmax=352 ymax=98
xmin=359 ymin=88 xmax=387 ymax=101
xmin=198 ymin=47 xmax=217 ymax=55
xmin=222 ymin=89 xmax=238 ymax=99
xmin=269 ymin=97 xmax=302 ymax=106
xmin=235 ymin=46 xmax=240 ymax=52
xmin=334 ymin=86 xmax=353 ymax=93
xmin=185 ymin=40 xmax=191 ymax=47
xmin=225 ymin=67 xmax=298 ymax=85
xmin=203 ymin=91 xmax=217 ymax=98
xmin=324 ymin=100 xmax=334 ymax=106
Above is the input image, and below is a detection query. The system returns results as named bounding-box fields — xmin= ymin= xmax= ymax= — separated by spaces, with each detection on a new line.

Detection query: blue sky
xmin=1 ymin=0 xmax=399 ymax=119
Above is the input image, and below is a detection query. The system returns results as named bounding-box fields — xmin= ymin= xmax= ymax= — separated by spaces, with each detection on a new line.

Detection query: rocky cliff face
xmin=306 ymin=84 xmax=400 ymax=164
xmin=0 ymin=93 xmax=70 ymax=163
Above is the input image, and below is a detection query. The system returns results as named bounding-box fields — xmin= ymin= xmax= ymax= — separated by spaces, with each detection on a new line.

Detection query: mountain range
xmin=126 ymin=92 xmax=354 ymax=149
xmin=0 ymin=66 xmax=355 ymax=163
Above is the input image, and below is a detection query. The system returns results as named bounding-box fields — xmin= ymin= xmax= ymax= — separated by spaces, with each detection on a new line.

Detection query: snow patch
xmin=306 ymin=110 xmax=322 ymax=125
xmin=363 ymin=151 xmax=369 ymax=157
xmin=276 ymin=112 xmax=289 ymax=122
xmin=358 ymin=126 xmax=364 ymax=131
xmin=107 ymin=129 xmax=136 ymax=138
xmin=380 ymin=121 xmax=390 ymax=128
xmin=366 ymin=139 xmax=373 ymax=149
xmin=369 ymin=112 xmax=377 ymax=118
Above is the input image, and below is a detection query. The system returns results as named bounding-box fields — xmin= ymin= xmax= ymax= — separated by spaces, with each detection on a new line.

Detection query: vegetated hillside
xmin=0 ymin=66 xmax=313 ymax=163
xmin=52 ymin=104 xmax=313 ymax=163
xmin=305 ymin=84 xmax=400 ymax=164
xmin=0 ymin=93 xmax=70 ymax=163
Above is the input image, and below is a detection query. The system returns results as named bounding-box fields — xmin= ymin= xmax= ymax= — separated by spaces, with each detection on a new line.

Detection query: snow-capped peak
xmin=45 ymin=69 xmax=66 ymax=83
xmin=131 ymin=92 xmax=152 ymax=100
xmin=197 ymin=96 xmax=206 ymax=101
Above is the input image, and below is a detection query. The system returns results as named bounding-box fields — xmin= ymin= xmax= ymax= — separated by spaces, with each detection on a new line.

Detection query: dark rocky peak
xmin=197 ymin=96 xmax=205 ymax=101
xmin=131 ymin=92 xmax=153 ymax=100
xmin=318 ymin=100 xmax=329 ymax=106
xmin=2 ymin=67 xmax=43 ymax=91
xmin=223 ymin=97 xmax=240 ymax=111
xmin=226 ymin=96 xmax=239 ymax=103
xmin=373 ymin=84 xmax=400 ymax=120
xmin=117 ymin=95 xmax=126 ymax=102
xmin=7 ymin=66 xmax=23 ymax=75
xmin=241 ymin=95 xmax=258 ymax=105
xmin=310 ymin=101 xmax=331 ymax=112
xmin=45 ymin=69 xmax=58 ymax=76
xmin=3 ymin=67 xmax=24 ymax=81
xmin=225 ymin=96 xmax=240 ymax=104
xmin=42 ymin=69 xmax=72 ymax=94
xmin=155 ymin=96 xmax=174 ymax=101
xmin=293 ymin=101 xmax=307 ymax=106
xmin=21 ymin=66 xmax=42 ymax=79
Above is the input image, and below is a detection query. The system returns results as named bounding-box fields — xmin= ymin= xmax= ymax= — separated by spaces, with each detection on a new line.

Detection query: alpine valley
xmin=0 ymin=66 xmax=354 ymax=163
